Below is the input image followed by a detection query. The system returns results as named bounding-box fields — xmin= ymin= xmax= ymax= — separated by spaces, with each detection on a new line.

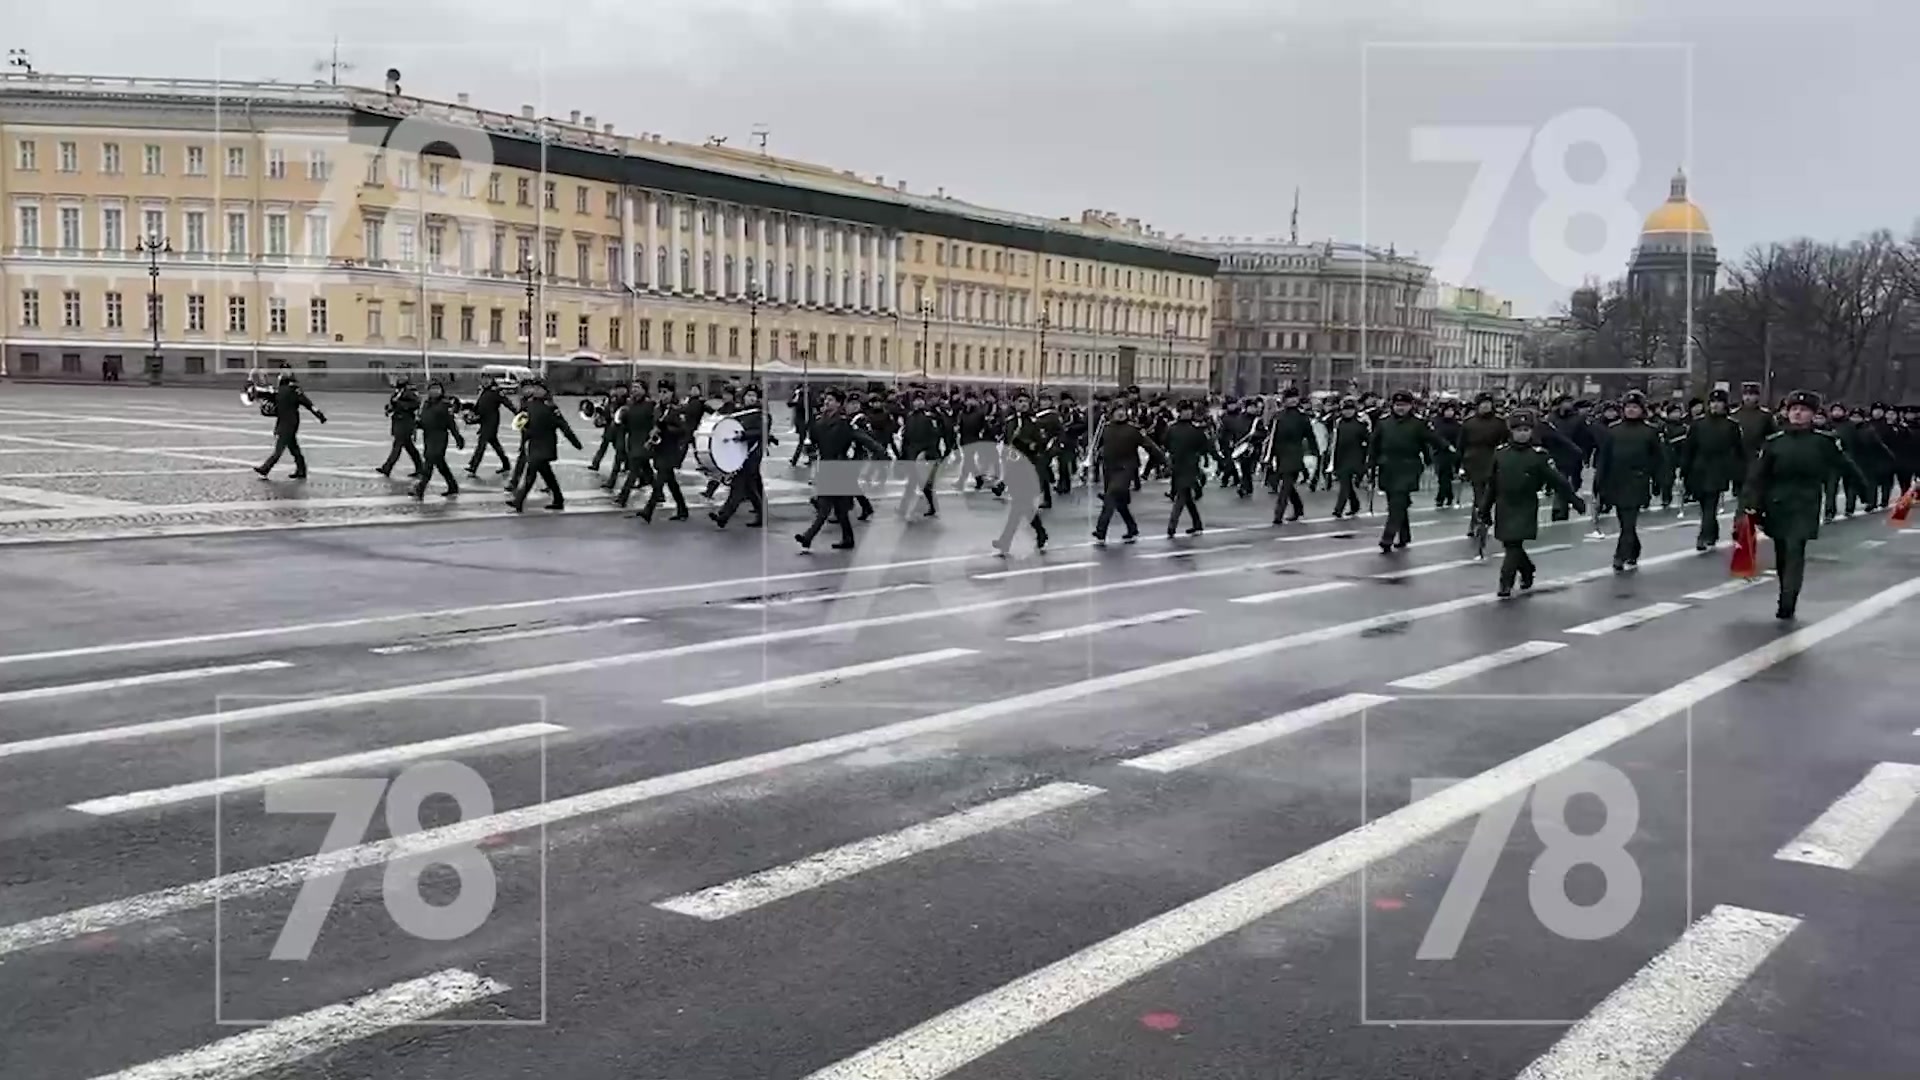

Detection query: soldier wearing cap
xmin=1164 ymin=398 xmax=1211 ymax=536
xmin=409 ymin=380 xmax=466 ymax=500
xmin=1657 ymin=398 xmax=1689 ymax=510
xmin=1731 ymin=382 xmax=1777 ymax=491
xmin=1593 ymin=389 xmax=1667 ymax=572
xmin=1475 ymin=409 xmax=1585 ymax=597
xmin=1894 ymin=404 xmax=1919 ymax=497
xmin=1822 ymin=401 xmax=1864 ymax=520
xmin=1264 ymin=387 xmax=1315 ymax=525
xmin=1857 ymin=401 xmax=1899 ymax=509
xmin=1741 ymin=390 xmax=1869 ymax=620
xmin=1457 ymin=392 xmax=1509 ymax=533
xmin=1680 ymin=387 xmax=1745 ymax=551
xmin=635 ymin=379 xmax=692 ymax=524
xmin=1366 ymin=390 xmax=1445 ymax=553
xmin=505 ymin=378 xmax=582 ymax=513
xmin=1326 ymin=396 xmax=1370 ymax=518
xmin=1428 ymin=398 xmax=1464 ymax=509
xmin=1545 ymin=394 xmax=1596 ymax=520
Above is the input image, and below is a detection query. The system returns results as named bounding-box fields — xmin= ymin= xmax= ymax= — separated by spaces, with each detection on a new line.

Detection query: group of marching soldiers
xmin=252 ymin=367 xmax=1917 ymax=616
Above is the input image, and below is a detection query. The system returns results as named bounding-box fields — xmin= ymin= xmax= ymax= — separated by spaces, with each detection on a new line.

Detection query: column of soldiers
xmin=256 ymin=369 xmax=1918 ymax=617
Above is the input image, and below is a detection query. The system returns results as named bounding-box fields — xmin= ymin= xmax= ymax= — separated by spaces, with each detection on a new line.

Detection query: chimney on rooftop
xmin=897 ymin=180 xmax=906 ymax=192
xmin=876 ymin=174 xmax=884 ymax=186
xmin=583 ymin=115 xmax=595 ymax=129
xmin=603 ymin=123 xmax=615 ymax=135
xmin=569 ymin=110 xmax=581 ymax=125
xmin=457 ymin=92 xmax=470 ymax=106
xmin=520 ymin=105 xmax=534 ymax=120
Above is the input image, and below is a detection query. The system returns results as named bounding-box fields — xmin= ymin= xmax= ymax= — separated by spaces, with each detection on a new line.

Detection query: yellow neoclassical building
xmin=0 ymin=71 xmax=1216 ymax=393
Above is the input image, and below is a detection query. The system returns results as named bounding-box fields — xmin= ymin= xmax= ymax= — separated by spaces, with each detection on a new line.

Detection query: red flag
xmin=1730 ymin=513 xmax=1760 ymax=578
xmin=1891 ymin=486 xmax=1915 ymax=527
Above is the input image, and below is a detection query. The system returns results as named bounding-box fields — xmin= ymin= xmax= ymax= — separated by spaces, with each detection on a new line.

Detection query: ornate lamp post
xmin=136 ymin=234 xmax=172 ymax=383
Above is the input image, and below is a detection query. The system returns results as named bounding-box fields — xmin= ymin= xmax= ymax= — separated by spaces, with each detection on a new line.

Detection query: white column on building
xmin=669 ymin=196 xmax=684 ymax=293
xmin=756 ymin=211 xmax=768 ymax=299
xmin=772 ymin=214 xmax=785 ymax=302
xmin=730 ymin=205 xmax=743 ymax=298
xmin=814 ymin=220 xmax=827 ymax=307
xmin=692 ymin=200 xmax=705 ymax=296
xmin=643 ymin=191 xmax=657 ymax=291
xmin=883 ymin=231 xmax=897 ymax=312
xmin=620 ymin=190 xmax=635 ymax=289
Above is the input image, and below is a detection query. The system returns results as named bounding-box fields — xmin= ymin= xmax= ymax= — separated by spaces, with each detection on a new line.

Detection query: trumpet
xmin=512 ymin=410 xmax=530 ymax=433
xmin=240 ymin=382 xmax=278 ymax=417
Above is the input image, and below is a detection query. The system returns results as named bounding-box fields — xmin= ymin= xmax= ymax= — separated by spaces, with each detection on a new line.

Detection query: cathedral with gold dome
xmin=1627 ymin=169 xmax=1718 ymax=308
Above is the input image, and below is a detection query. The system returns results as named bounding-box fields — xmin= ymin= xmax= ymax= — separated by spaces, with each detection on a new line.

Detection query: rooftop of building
xmin=1641 ymin=169 xmax=1711 ymax=237
xmin=0 ymin=69 xmax=1214 ymax=270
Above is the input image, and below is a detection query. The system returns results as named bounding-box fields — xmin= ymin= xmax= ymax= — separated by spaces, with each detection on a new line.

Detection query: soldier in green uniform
xmin=1475 ymin=410 xmax=1586 ymax=598
xmin=1593 ymin=390 xmax=1668 ymax=572
xmin=1680 ymin=388 xmax=1745 ymax=551
xmin=1730 ymin=381 xmax=1777 ymax=496
xmin=1366 ymin=390 xmax=1443 ymax=554
xmin=1458 ymin=392 xmax=1509 ymax=536
xmin=1741 ymin=390 xmax=1870 ymax=620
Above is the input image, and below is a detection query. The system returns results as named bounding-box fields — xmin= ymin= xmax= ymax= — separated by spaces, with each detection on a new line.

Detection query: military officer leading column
xmin=1741 ymin=390 xmax=1869 ymax=620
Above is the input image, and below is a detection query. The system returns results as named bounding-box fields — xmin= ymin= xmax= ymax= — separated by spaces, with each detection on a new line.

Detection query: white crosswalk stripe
xmin=1564 ymin=601 xmax=1690 ymax=636
xmin=1774 ymin=762 xmax=1920 ymax=870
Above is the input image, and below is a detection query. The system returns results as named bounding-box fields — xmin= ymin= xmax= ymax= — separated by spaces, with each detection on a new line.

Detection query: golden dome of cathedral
xmin=1641 ymin=169 xmax=1710 ymax=235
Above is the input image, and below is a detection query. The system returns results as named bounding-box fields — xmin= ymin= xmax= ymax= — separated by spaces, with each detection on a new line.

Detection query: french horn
xmin=240 ymin=382 xmax=277 ymax=417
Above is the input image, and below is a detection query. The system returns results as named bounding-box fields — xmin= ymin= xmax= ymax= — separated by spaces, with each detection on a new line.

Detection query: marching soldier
xmin=1544 ymin=396 xmax=1595 ymax=520
xmin=1823 ymin=402 xmax=1863 ymax=521
xmin=463 ymin=372 xmax=515 ymax=477
xmin=253 ymin=371 xmax=327 ymax=480
xmin=1326 ymin=396 xmax=1370 ymax=519
xmin=1366 ymin=390 xmax=1442 ymax=554
xmin=1593 ymin=390 xmax=1667 ymax=571
xmin=1032 ymin=393 xmax=1063 ymax=508
xmin=993 ymin=390 xmax=1052 ymax=555
xmin=610 ymin=384 xmax=658 ymax=508
xmin=506 ymin=380 xmax=581 ymax=512
xmin=1657 ymin=400 xmax=1689 ymax=510
xmin=636 ymin=380 xmax=692 ymax=524
xmin=1742 ymin=390 xmax=1869 ymax=620
xmin=796 ymin=389 xmax=890 ymax=552
xmin=1217 ymin=398 xmax=1255 ymax=496
xmin=1054 ymin=392 xmax=1081 ymax=497
xmin=1458 ymin=392 xmax=1508 ymax=534
xmin=1164 ymin=399 xmax=1210 ymax=536
xmin=409 ymin=380 xmax=466 ymax=499
xmin=1429 ymin=399 xmax=1463 ymax=509
xmin=1264 ymin=387 xmax=1315 ymax=525
xmin=896 ymin=392 xmax=947 ymax=518
xmin=585 ymin=383 xmax=630 ymax=473
xmin=1731 ymin=382 xmax=1777 ymax=492
xmin=375 ymin=376 xmax=424 ymax=478
xmin=1896 ymin=404 xmax=1920 ymax=495
xmin=1859 ymin=402 xmax=1899 ymax=509
xmin=1680 ymin=387 xmax=1745 ymax=551
xmin=1476 ymin=410 xmax=1586 ymax=598
xmin=712 ymin=385 xmax=768 ymax=529
xmin=1092 ymin=401 xmax=1165 ymax=544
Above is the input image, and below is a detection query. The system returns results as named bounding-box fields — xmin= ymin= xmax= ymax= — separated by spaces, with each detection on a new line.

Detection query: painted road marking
xmin=1683 ymin=577 xmax=1768 ymax=601
xmin=1138 ymin=542 xmax=1255 ymax=559
xmin=1513 ymin=905 xmax=1801 ymax=1080
xmin=1565 ymin=602 xmax=1691 ymax=636
xmin=67 ymin=723 xmax=566 ymax=816
xmin=1387 ymin=641 xmax=1568 ymax=690
xmin=1228 ymin=581 xmax=1356 ymax=605
xmin=727 ymin=583 xmax=932 ymax=610
xmin=654 ymin=782 xmax=1103 ymax=920
xmin=664 ymin=648 xmax=977 ymax=707
xmin=796 ymin=577 xmax=1918 ymax=1080
xmin=369 ymin=617 xmax=649 ymax=655
xmin=0 ymin=660 xmax=294 ymax=705
xmin=0 ymin=482 xmax=141 ymax=511
xmin=84 ymin=969 xmax=507 ymax=1080
xmin=1006 ymin=608 xmax=1201 ymax=644
xmin=1773 ymin=762 xmax=1920 ymax=870
xmin=0 ymin=566 xmax=1686 ymax=956
xmin=1122 ymin=693 xmax=1392 ymax=773
xmin=972 ymin=560 xmax=1097 ymax=581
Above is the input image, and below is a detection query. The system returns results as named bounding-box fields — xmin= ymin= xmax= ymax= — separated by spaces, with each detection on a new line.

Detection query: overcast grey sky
xmin=11 ymin=0 xmax=1912 ymax=314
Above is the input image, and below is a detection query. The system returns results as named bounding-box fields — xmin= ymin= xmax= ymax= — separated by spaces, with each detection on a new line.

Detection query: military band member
xmin=1093 ymin=402 xmax=1165 ymax=544
xmin=1429 ymin=399 xmax=1463 ymax=509
xmin=712 ymin=385 xmax=768 ymax=529
xmin=611 ymin=386 xmax=658 ymax=508
xmin=1680 ymin=388 xmax=1745 ymax=551
xmin=796 ymin=389 xmax=890 ymax=552
xmin=1741 ymin=390 xmax=1869 ymax=620
xmin=1217 ymin=398 xmax=1255 ymax=494
xmin=1366 ymin=390 xmax=1441 ymax=554
xmin=993 ymin=391 xmax=1052 ymax=555
xmin=1476 ymin=410 xmax=1585 ymax=598
xmin=1593 ymin=390 xmax=1667 ymax=572
xmin=1326 ymin=396 xmax=1369 ymax=518
xmin=1458 ymin=393 xmax=1508 ymax=534
xmin=410 ymin=381 xmax=466 ymax=499
xmin=896 ymin=392 xmax=947 ymax=518
xmin=1164 ymin=399 xmax=1210 ymax=536
xmin=375 ymin=377 xmax=424 ymax=478
xmin=1265 ymin=387 xmax=1314 ymax=525
xmin=636 ymin=380 xmax=691 ymax=524
xmin=254 ymin=372 xmax=327 ymax=480
xmin=506 ymin=381 xmax=581 ymax=512
xmin=1053 ymin=392 xmax=1082 ymax=497
xmin=586 ymin=383 xmax=630 ymax=473
xmin=1657 ymin=400 xmax=1689 ymax=509
xmin=463 ymin=373 xmax=515 ymax=477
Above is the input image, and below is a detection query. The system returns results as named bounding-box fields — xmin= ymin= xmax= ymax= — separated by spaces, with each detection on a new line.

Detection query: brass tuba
xmin=240 ymin=382 xmax=277 ymax=417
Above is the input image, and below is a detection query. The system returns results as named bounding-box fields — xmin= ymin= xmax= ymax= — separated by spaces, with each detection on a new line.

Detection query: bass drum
xmin=692 ymin=413 xmax=751 ymax=479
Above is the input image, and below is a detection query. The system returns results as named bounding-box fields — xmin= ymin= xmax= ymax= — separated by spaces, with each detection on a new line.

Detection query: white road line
xmin=1122 ymin=693 xmax=1391 ymax=773
xmin=0 ymin=569 xmax=1664 ymax=956
xmin=1773 ymin=762 xmax=1920 ymax=870
xmin=1860 ymin=539 xmax=1887 ymax=548
xmin=1683 ymin=577 xmax=1768 ymax=601
xmin=665 ymin=648 xmax=977 ymax=707
xmin=84 ymin=968 xmax=507 ymax=1080
xmin=1138 ymin=542 xmax=1254 ymax=559
xmin=0 ymin=468 xmax=249 ymax=479
xmin=1006 ymin=608 xmax=1200 ymax=644
xmin=1564 ymin=602 xmax=1691 ymax=636
xmin=0 ymin=660 xmax=295 ymax=705
xmin=1227 ymin=581 xmax=1357 ymax=605
xmin=0 ymin=482 xmax=140 ymax=511
xmin=971 ymin=561 xmax=1097 ymax=581
xmin=798 ymin=576 xmax=1919 ymax=1080
xmin=68 ymin=722 xmax=566 ymax=816
xmin=1513 ymin=905 xmax=1801 ymax=1080
xmin=727 ymin=582 xmax=931 ymax=610
xmin=1371 ymin=555 xmax=1483 ymax=581
xmin=655 ymin=782 xmax=1103 ymax=920
xmin=368 ymin=617 xmax=649 ymax=655
xmin=1387 ymin=641 xmax=1568 ymax=691
xmin=0 ymin=545 xmax=1698 ymax=760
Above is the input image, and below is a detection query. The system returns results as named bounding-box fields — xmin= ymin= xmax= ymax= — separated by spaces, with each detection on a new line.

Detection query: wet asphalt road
xmin=0 ymin=382 xmax=1917 ymax=1080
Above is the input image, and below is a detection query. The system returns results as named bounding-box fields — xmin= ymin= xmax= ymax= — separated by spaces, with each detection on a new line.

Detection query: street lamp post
xmin=1163 ymin=321 xmax=1178 ymax=396
xmin=918 ymin=297 xmax=933 ymax=382
xmin=520 ymin=256 xmax=539 ymax=372
xmin=136 ymin=234 xmax=172 ymax=383
xmin=746 ymin=281 xmax=762 ymax=385
xmin=889 ymin=309 xmax=901 ymax=387
xmin=1034 ymin=312 xmax=1050 ymax=394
